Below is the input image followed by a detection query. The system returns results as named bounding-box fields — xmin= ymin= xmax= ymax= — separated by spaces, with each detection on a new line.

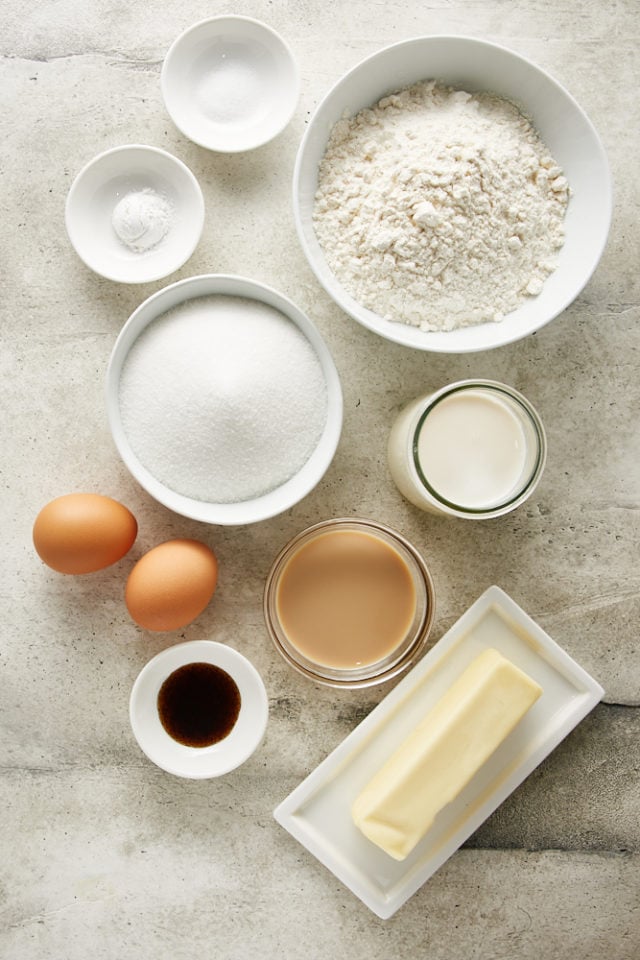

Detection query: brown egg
xmin=125 ymin=539 xmax=218 ymax=631
xmin=33 ymin=493 xmax=138 ymax=574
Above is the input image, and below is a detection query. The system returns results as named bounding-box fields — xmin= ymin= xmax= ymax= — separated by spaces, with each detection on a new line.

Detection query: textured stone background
xmin=1 ymin=1 xmax=638 ymax=957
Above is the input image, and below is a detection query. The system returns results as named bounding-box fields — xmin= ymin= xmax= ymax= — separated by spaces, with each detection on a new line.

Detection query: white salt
xmin=118 ymin=296 xmax=328 ymax=503
xmin=197 ymin=55 xmax=263 ymax=124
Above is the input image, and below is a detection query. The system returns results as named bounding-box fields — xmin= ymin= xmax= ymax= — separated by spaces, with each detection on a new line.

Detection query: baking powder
xmin=313 ymin=82 xmax=570 ymax=331
xmin=112 ymin=189 xmax=173 ymax=253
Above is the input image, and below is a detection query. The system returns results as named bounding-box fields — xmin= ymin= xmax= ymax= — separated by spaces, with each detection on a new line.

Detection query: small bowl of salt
xmin=161 ymin=16 xmax=300 ymax=152
xmin=65 ymin=144 xmax=205 ymax=283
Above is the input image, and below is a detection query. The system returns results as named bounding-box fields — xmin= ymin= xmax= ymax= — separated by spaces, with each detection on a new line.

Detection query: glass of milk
xmin=387 ymin=380 xmax=546 ymax=519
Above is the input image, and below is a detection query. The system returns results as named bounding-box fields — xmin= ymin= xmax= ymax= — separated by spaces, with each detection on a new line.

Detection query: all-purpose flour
xmin=313 ymin=82 xmax=570 ymax=331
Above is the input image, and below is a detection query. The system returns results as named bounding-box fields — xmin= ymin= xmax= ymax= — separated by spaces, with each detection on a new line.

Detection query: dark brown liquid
xmin=157 ymin=662 xmax=241 ymax=748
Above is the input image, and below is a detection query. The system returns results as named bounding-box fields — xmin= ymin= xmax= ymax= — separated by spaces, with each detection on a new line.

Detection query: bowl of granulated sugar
xmin=105 ymin=275 xmax=342 ymax=525
xmin=294 ymin=35 xmax=612 ymax=352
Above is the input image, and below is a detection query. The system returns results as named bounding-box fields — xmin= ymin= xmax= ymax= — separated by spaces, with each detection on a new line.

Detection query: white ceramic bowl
xmin=161 ymin=16 xmax=300 ymax=152
xmin=130 ymin=640 xmax=268 ymax=778
xmin=294 ymin=36 xmax=612 ymax=353
xmin=65 ymin=145 xmax=204 ymax=284
xmin=106 ymin=274 xmax=343 ymax=525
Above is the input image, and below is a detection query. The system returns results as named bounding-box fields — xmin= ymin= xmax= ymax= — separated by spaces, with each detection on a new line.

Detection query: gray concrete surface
xmin=1 ymin=0 xmax=639 ymax=957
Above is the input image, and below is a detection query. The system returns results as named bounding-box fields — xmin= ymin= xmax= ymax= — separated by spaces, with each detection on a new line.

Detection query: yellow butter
xmin=351 ymin=648 xmax=542 ymax=860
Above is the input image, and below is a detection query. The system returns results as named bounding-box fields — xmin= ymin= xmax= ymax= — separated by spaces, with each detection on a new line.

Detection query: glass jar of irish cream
xmin=387 ymin=380 xmax=547 ymax=519
xmin=263 ymin=518 xmax=435 ymax=688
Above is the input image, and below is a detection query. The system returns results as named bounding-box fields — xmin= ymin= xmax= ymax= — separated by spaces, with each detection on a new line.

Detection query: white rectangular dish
xmin=273 ymin=585 xmax=604 ymax=919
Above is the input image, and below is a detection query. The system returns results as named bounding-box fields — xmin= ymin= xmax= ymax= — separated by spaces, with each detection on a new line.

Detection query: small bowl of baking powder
xmin=65 ymin=144 xmax=205 ymax=284
xmin=161 ymin=16 xmax=300 ymax=152
xmin=105 ymin=274 xmax=343 ymax=525
xmin=294 ymin=35 xmax=612 ymax=352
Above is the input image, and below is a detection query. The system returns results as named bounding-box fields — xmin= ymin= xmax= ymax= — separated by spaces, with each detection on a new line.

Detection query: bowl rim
xmin=292 ymin=33 xmax=613 ymax=353
xmin=160 ymin=14 xmax=301 ymax=152
xmin=129 ymin=639 xmax=269 ymax=778
xmin=105 ymin=273 xmax=343 ymax=525
xmin=65 ymin=143 xmax=205 ymax=284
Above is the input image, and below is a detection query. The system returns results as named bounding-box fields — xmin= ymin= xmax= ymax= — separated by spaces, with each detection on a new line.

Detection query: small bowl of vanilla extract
xmin=130 ymin=640 xmax=269 ymax=778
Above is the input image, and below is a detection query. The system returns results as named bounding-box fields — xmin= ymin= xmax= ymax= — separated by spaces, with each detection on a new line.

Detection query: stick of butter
xmin=351 ymin=648 xmax=542 ymax=860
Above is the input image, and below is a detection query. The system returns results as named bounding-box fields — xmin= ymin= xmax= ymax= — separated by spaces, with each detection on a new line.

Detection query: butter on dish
xmin=351 ymin=648 xmax=542 ymax=860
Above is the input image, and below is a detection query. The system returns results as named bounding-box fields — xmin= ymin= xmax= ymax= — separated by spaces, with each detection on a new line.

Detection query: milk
xmin=387 ymin=381 xmax=546 ymax=519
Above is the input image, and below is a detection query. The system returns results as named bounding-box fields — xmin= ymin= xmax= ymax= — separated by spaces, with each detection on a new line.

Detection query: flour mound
xmin=313 ymin=82 xmax=570 ymax=332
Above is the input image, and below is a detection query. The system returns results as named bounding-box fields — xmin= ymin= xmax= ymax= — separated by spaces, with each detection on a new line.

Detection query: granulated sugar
xmin=313 ymin=81 xmax=570 ymax=331
xmin=118 ymin=296 xmax=328 ymax=503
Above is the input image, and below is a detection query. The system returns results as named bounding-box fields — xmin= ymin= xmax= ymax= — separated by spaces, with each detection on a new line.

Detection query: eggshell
xmin=125 ymin=539 xmax=218 ymax=631
xmin=33 ymin=493 xmax=138 ymax=574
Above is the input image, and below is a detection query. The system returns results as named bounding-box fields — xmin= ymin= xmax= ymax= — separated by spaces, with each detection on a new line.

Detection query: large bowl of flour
xmin=294 ymin=36 xmax=611 ymax=352
xmin=106 ymin=275 xmax=343 ymax=525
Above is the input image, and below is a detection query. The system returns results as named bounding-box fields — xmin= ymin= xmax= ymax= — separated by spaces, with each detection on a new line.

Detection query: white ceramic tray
xmin=274 ymin=585 xmax=604 ymax=919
